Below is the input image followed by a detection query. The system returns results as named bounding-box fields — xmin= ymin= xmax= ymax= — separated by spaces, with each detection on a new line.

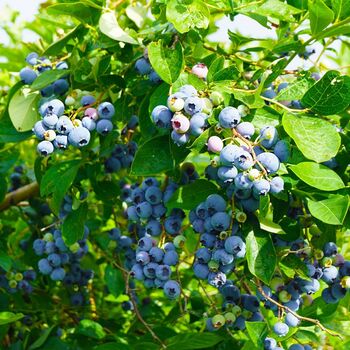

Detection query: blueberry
xmin=217 ymin=166 xmax=238 ymax=182
xmin=156 ymin=264 xmax=171 ymax=280
xmin=145 ymin=186 xmax=162 ymax=205
xmin=50 ymin=267 xmax=65 ymax=281
xmin=322 ymin=287 xmax=338 ymax=304
xmin=234 ymin=149 xmax=254 ymax=170
xmin=81 ymin=95 xmax=96 ymax=106
xmin=220 ymin=144 xmax=240 ymax=165
xmin=43 ymin=113 xmax=58 ymax=129
xmin=97 ymin=102 xmax=115 ymax=119
xmin=196 ymin=247 xmax=212 ymax=263
xmin=19 ymin=67 xmax=37 ymax=84
xmin=189 ymin=113 xmax=208 ymax=136
xmin=270 ymin=177 xmax=284 ymax=194
xmin=136 ymin=251 xmax=150 ymax=265
xmin=179 ymin=84 xmax=197 ymax=98
xmin=264 ymin=337 xmax=277 ymax=350
xmin=145 ymin=220 xmax=162 ymax=236
xmin=273 ymin=140 xmax=290 ymax=162
xmin=261 ymin=88 xmax=276 ymax=99
xmin=131 ymin=264 xmax=144 ymax=280
xmin=53 ymin=79 xmax=69 ymax=95
xmin=324 ymin=242 xmax=337 ymax=257
xmin=163 ymin=280 xmax=181 ymax=299
xmin=253 ymin=179 xmax=271 ymax=196
xmin=260 ymin=126 xmax=279 ymax=149
xmin=212 ymin=249 xmax=234 ymax=265
xmin=33 ymin=121 xmax=48 ymax=140
xmin=33 ymin=239 xmax=45 ymax=255
xmin=55 ymin=116 xmax=73 ymax=135
xmin=277 ymin=82 xmax=289 ymax=92
xmin=96 ymin=119 xmax=113 ymax=135
xmin=105 ymin=157 xmax=121 ymax=172
xmin=48 ymin=253 xmax=61 ymax=267
xmin=171 ymin=130 xmax=190 ymax=146
xmin=149 ymin=247 xmax=164 ymax=263
xmin=234 ymin=173 xmax=253 ymax=190
xmin=236 ymin=122 xmax=255 ymax=139
xmin=191 ymin=63 xmax=208 ymax=79
xmin=135 ymin=58 xmax=151 ymax=75
xmin=184 ymin=97 xmax=203 ymax=115
xmin=220 ymin=283 xmax=240 ymax=301
xmin=26 ymin=52 xmax=39 ymax=65
xmin=224 ymin=236 xmax=246 ymax=257
xmin=149 ymin=70 xmax=162 ymax=84
xmin=285 ymin=312 xmax=300 ymax=327
xmin=273 ymin=322 xmax=289 ymax=336
xmin=37 ymin=141 xmax=54 ymax=156
xmin=210 ymin=212 xmax=230 ymax=231
xmin=151 ymin=105 xmax=173 ymax=129
xmin=288 ymin=345 xmax=304 ymax=350
xmin=205 ymin=194 xmax=227 ymax=215
xmin=193 ymin=263 xmax=209 ymax=279
xmin=152 ymin=204 xmax=167 ymax=218
xmin=299 ymin=278 xmax=320 ymax=294
xmin=56 ymin=61 xmax=68 ymax=70
xmin=218 ymin=107 xmax=241 ymax=128
xmin=242 ymin=294 xmax=260 ymax=312
xmin=82 ymin=117 xmax=96 ymax=131
xmin=68 ymin=127 xmax=90 ymax=147
xmin=257 ymin=152 xmax=280 ymax=173
xmin=163 ymin=250 xmax=178 ymax=266
xmin=38 ymin=258 xmax=52 ymax=275
xmin=330 ymin=283 xmax=346 ymax=299
xmin=322 ymin=266 xmax=338 ymax=284
xmin=167 ymin=93 xmax=185 ymax=112
xmin=207 ymin=136 xmax=223 ymax=153
xmin=41 ymin=99 xmax=65 ymax=117
xmin=138 ymin=236 xmax=154 ymax=251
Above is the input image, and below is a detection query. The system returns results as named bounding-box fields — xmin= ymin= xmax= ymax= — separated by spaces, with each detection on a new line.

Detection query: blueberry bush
xmin=0 ymin=0 xmax=350 ymax=349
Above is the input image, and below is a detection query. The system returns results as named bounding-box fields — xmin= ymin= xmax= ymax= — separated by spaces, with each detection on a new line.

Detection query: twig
xmin=255 ymin=279 xmax=343 ymax=339
xmin=0 ymin=182 xmax=39 ymax=211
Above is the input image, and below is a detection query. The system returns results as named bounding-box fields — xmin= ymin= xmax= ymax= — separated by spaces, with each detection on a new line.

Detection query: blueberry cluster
xmin=124 ymin=177 xmax=185 ymax=237
xmin=8 ymin=165 xmax=29 ymax=192
xmin=105 ymin=141 xmax=137 ymax=173
xmin=33 ymin=96 xmax=115 ymax=156
xmin=135 ymin=50 xmax=162 ymax=84
xmin=0 ymin=269 xmax=36 ymax=294
xmin=20 ymin=52 xmax=69 ymax=97
xmin=205 ymin=122 xmax=287 ymax=213
xmin=130 ymin=237 xmax=181 ymax=299
xmin=151 ymin=84 xmax=215 ymax=146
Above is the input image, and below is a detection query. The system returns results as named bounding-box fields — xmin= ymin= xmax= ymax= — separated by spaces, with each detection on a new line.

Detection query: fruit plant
xmin=0 ymin=0 xmax=350 ymax=349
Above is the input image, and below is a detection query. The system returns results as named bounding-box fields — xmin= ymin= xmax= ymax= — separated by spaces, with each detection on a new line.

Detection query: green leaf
xmin=207 ymin=57 xmax=225 ymax=83
xmin=62 ymin=202 xmax=88 ymax=246
xmin=212 ymin=65 xmax=239 ymax=82
xmin=0 ymin=177 xmax=7 ymax=203
xmin=0 ymin=251 xmax=12 ymax=272
xmin=276 ymin=77 xmax=314 ymax=101
xmin=280 ymin=254 xmax=309 ymax=279
xmin=99 ymin=11 xmax=138 ymax=44
xmin=166 ymin=0 xmax=210 ymax=34
xmin=301 ymin=70 xmax=350 ymax=115
xmin=76 ymin=319 xmax=106 ymax=340
xmin=331 ymin=0 xmax=350 ymax=20
xmin=126 ymin=4 xmax=147 ymax=28
xmin=166 ymin=179 xmax=218 ymax=211
xmin=307 ymin=195 xmax=349 ymax=225
xmin=233 ymin=89 xmax=264 ymax=108
xmin=189 ymin=128 xmax=210 ymax=152
xmin=289 ymin=162 xmax=344 ymax=191
xmin=8 ymin=88 xmax=40 ymax=132
xmin=40 ymin=160 xmax=81 ymax=215
xmin=30 ymin=70 xmax=70 ymax=91
xmin=166 ymin=333 xmax=223 ymax=350
xmin=245 ymin=322 xmax=268 ymax=348
xmin=308 ymin=0 xmax=334 ymax=35
xmin=246 ymin=229 xmax=276 ymax=284
xmin=47 ymin=2 xmax=99 ymax=24
xmin=0 ymin=312 xmax=23 ymax=325
xmin=104 ymin=265 xmax=125 ymax=298
xmin=238 ymin=0 xmax=302 ymax=21
xmin=28 ymin=326 xmax=55 ymax=350
xmin=148 ymin=41 xmax=184 ymax=84
xmin=131 ymin=135 xmax=173 ymax=176
xmin=282 ymin=113 xmax=341 ymax=163
xmin=93 ymin=344 xmax=130 ymax=350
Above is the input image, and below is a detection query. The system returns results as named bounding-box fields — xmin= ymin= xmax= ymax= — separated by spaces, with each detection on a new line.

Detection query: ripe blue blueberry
xmin=224 ymin=236 xmax=246 ymax=257
xmin=234 ymin=149 xmax=254 ymax=170
xmin=184 ymin=97 xmax=204 ymax=115
xmin=210 ymin=212 xmax=230 ymax=231
xmin=218 ymin=107 xmax=241 ymax=129
xmin=96 ymin=119 xmax=113 ymax=135
xmin=68 ymin=126 xmax=91 ymax=147
xmin=81 ymin=95 xmax=96 ymax=106
xmin=37 ymin=141 xmax=54 ymax=156
xmin=220 ymin=144 xmax=240 ymax=165
xmin=156 ymin=264 xmax=171 ymax=281
xmin=270 ymin=176 xmax=284 ymax=194
xmin=43 ymin=114 xmax=58 ymax=129
xmin=33 ymin=121 xmax=48 ymax=140
xmin=217 ymin=166 xmax=238 ymax=182
xmin=179 ymin=84 xmax=197 ymax=98
xmin=19 ymin=67 xmax=37 ymax=84
xmin=194 ymin=263 xmax=209 ymax=279
xmin=285 ymin=312 xmax=300 ymax=327
xmin=151 ymin=105 xmax=172 ymax=129
xmin=26 ymin=52 xmax=39 ymax=65
xmin=253 ymin=179 xmax=271 ymax=196
xmin=38 ymin=258 xmax=53 ymax=275
xmin=56 ymin=116 xmax=74 ymax=134
xmin=171 ymin=130 xmax=190 ymax=146
xmin=257 ymin=152 xmax=280 ymax=173
xmin=97 ymin=102 xmax=115 ymax=119
xmin=163 ymin=280 xmax=181 ymax=299
xmin=190 ymin=113 xmax=208 ymax=136
xmin=273 ymin=322 xmax=289 ymax=336
xmin=260 ymin=126 xmax=279 ymax=149
xmin=50 ymin=267 xmax=66 ymax=281
xmin=236 ymin=122 xmax=255 ymax=139
xmin=53 ymin=79 xmax=69 ymax=95
xmin=135 ymin=58 xmax=152 ymax=75
xmin=163 ymin=250 xmax=179 ymax=266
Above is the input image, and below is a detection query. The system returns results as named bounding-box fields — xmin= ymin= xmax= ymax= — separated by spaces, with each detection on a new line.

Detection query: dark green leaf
xmin=131 ymin=135 xmax=173 ymax=176
xmin=207 ymin=57 xmax=225 ymax=83
xmin=104 ymin=265 xmax=125 ymax=298
xmin=245 ymin=322 xmax=268 ymax=348
xmin=246 ymin=229 xmax=276 ymax=284
xmin=62 ymin=202 xmax=88 ymax=246
xmin=166 ymin=333 xmax=223 ymax=350
xmin=166 ymin=179 xmax=218 ymax=211
xmin=289 ymin=162 xmax=344 ymax=191
xmin=332 ymin=0 xmax=350 ymax=20
xmin=40 ymin=160 xmax=81 ymax=214
xmin=148 ymin=41 xmax=184 ymax=84
xmin=28 ymin=326 xmax=55 ymax=350
xmin=280 ymin=254 xmax=309 ymax=279
xmin=276 ymin=77 xmax=314 ymax=101
xmin=0 ymin=252 xmax=12 ymax=272
xmin=308 ymin=0 xmax=334 ymax=35
xmin=0 ymin=312 xmax=23 ymax=325
xmin=301 ymin=70 xmax=350 ymax=115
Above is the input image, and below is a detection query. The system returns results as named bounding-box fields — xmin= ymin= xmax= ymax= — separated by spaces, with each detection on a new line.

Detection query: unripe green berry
xmin=237 ymin=104 xmax=249 ymax=117
xmin=15 ymin=273 xmax=23 ymax=282
xmin=224 ymin=312 xmax=236 ymax=324
xmin=219 ymin=231 xmax=228 ymax=240
xmin=70 ymin=242 xmax=80 ymax=253
xmin=341 ymin=276 xmax=350 ymax=289
xmin=9 ymin=280 xmax=17 ymax=289
xmin=271 ymin=277 xmax=284 ymax=292
xmin=208 ymin=260 xmax=219 ymax=272
xmin=209 ymin=91 xmax=224 ymax=106
xmin=174 ymin=235 xmax=186 ymax=248
xmin=236 ymin=211 xmax=247 ymax=223
xmin=43 ymin=233 xmax=53 ymax=242
xmin=321 ymin=257 xmax=333 ymax=268
xmin=212 ymin=314 xmax=226 ymax=328
xmin=278 ymin=290 xmax=291 ymax=303
xmin=314 ymin=249 xmax=324 ymax=260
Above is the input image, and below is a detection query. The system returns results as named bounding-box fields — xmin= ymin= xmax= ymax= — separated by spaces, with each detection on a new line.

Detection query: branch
xmin=255 ymin=279 xmax=343 ymax=340
xmin=0 ymin=182 xmax=39 ymax=212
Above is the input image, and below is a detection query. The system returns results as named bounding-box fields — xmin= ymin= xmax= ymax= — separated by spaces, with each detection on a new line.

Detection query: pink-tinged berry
xmin=171 ymin=113 xmax=190 ymax=134
xmin=207 ymin=136 xmax=223 ymax=153
xmin=84 ymin=107 xmax=98 ymax=120
xmin=191 ymin=63 xmax=208 ymax=79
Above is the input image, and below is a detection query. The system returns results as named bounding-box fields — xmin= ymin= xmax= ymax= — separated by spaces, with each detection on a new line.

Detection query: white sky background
xmin=0 ymin=0 xmax=340 ymax=71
